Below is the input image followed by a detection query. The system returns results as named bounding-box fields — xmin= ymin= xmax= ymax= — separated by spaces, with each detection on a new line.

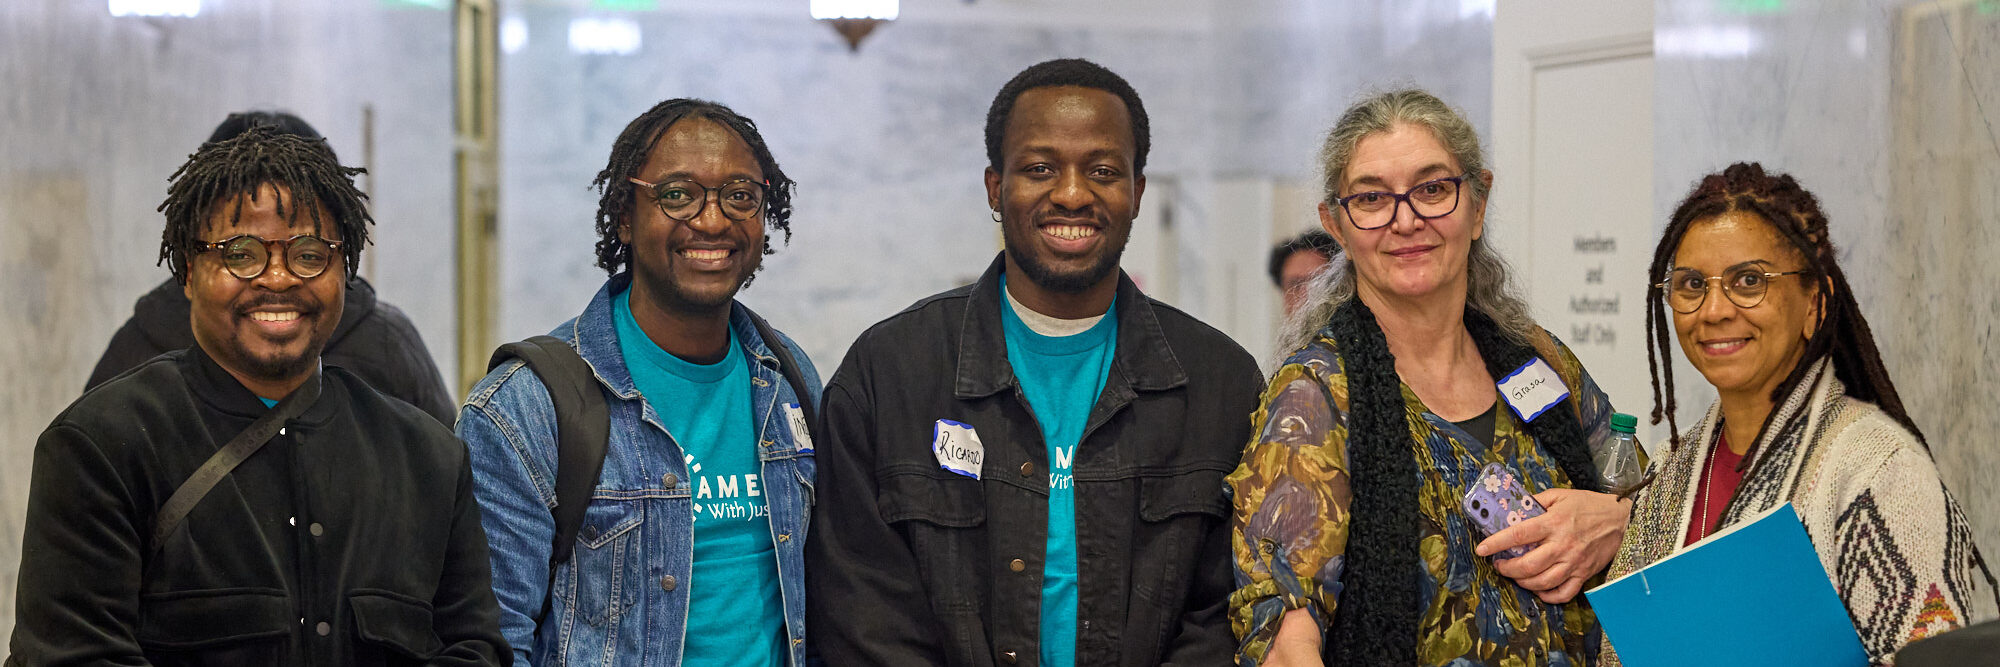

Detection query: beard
xmin=1003 ymin=229 xmax=1126 ymax=294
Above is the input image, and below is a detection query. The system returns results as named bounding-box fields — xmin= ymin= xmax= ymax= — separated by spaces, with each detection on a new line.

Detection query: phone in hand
xmin=1461 ymin=462 xmax=1547 ymax=560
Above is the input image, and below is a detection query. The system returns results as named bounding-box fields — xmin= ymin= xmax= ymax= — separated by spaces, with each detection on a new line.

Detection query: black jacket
xmin=85 ymin=277 xmax=457 ymax=426
xmin=9 ymin=347 xmax=508 ymax=666
xmin=805 ymin=255 xmax=1263 ymax=667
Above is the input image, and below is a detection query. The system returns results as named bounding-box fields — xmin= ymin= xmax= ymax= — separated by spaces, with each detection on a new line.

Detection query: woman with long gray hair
xmin=1226 ymin=89 xmax=1634 ymax=665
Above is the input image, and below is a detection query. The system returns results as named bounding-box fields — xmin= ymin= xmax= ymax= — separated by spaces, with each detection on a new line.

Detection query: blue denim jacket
xmin=459 ymin=275 xmax=822 ymax=667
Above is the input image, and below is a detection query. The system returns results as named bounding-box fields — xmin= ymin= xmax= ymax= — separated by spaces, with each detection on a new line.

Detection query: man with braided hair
xmin=86 ymin=112 xmax=457 ymax=426
xmin=8 ymin=127 xmax=509 ymax=666
xmin=459 ymin=98 xmax=820 ymax=666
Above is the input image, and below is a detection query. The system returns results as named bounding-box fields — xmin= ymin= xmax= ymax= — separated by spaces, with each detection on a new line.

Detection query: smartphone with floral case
xmin=1460 ymin=462 xmax=1546 ymax=560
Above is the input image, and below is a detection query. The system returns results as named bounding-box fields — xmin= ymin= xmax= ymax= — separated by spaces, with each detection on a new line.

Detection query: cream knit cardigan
xmin=1602 ymin=358 xmax=1998 ymax=665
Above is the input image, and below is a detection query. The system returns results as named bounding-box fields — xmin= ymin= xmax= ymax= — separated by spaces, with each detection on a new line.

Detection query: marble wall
xmin=1654 ymin=0 xmax=2000 ymax=555
xmin=0 ymin=0 xmax=1494 ymax=650
xmin=490 ymin=0 xmax=1495 ymax=379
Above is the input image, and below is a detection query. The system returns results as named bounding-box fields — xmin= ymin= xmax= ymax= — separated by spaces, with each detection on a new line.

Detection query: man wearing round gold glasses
xmin=84 ymin=111 xmax=456 ymax=427
xmin=458 ymin=98 xmax=821 ymax=667
xmin=10 ymin=127 xmax=508 ymax=665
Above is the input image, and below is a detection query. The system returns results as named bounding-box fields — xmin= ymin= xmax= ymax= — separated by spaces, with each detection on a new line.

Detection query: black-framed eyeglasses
xmin=1331 ymin=174 xmax=1468 ymax=230
xmin=1654 ymin=262 xmax=1808 ymax=314
xmin=628 ymin=177 xmax=768 ymax=222
xmin=194 ymin=234 xmax=344 ymax=280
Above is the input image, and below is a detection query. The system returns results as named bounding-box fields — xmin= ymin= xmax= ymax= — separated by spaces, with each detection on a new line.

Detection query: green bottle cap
xmin=1609 ymin=412 xmax=1638 ymax=433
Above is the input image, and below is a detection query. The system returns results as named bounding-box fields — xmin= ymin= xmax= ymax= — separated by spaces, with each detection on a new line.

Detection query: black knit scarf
xmin=1323 ymin=298 xmax=1601 ymax=665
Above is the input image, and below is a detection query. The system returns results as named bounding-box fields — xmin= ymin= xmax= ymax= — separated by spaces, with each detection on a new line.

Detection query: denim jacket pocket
xmin=349 ymin=589 xmax=442 ymax=663
xmin=878 ymin=470 xmax=985 ymax=528
xmin=1137 ymin=468 xmax=1231 ymax=523
xmin=561 ymin=498 xmax=645 ymax=631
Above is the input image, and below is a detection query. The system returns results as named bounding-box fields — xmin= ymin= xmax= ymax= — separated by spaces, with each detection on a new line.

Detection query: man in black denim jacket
xmin=805 ymin=59 xmax=1261 ymax=667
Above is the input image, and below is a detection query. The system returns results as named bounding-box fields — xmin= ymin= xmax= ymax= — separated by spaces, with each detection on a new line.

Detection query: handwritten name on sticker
xmin=932 ymin=419 xmax=984 ymax=479
xmin=1497 ymin=357 xmax=1571 ymax=423
xmin=784 ymin=403 xmax=813 ymax=454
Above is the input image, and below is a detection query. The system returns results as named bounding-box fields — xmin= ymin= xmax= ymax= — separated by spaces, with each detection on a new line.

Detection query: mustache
xmin=234 ymin=294 xmax=319 ymax=314
xmin=1032 ymin=207 xmax=1105 ymax=226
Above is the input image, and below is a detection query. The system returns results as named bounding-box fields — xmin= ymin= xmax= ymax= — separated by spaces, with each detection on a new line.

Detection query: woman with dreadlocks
xmin=1227 ymin=88 xmax=1634 ymax=666
xmin=1601 ymin=162 xmax=1997 ymax=664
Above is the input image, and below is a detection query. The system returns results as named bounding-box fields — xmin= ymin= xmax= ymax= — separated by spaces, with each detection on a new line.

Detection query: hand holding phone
xmin=1461 ymin=462 xmax=1547 ymax=560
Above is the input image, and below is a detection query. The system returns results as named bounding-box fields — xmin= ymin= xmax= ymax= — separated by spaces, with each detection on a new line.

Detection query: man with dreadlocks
xmin=83 ymin=111 xmax=458 ymax=426
xmin=804 ymin=58 xmax=1262 ymax=666
xmin=458 ymin=98 xmax=820 ymax=666
xmin=8 ymin=127 xmax=508 ymax=665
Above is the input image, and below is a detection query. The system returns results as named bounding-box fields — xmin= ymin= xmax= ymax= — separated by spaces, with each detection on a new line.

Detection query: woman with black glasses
xmin=1605 ymin=162 xmax=1998 ymax=664
xmin=1226 ymin=89 xmax=1635 ymax=666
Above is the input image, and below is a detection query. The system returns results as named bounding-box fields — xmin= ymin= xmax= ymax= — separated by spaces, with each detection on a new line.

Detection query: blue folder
xmin=1585 ymin=502 xmax=1868 ymax=666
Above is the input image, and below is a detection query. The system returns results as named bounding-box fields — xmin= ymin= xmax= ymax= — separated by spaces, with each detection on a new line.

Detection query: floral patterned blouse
xmin=1227 ymin=331 xmax=1616 ymax=666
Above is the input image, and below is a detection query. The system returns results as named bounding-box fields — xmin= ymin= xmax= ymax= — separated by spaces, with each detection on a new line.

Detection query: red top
xmin=1684 ymin=433 xmax=1747 ymax=546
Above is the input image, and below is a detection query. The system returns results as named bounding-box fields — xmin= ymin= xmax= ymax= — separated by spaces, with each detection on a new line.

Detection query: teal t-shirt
xmin=614 ymin=289 xmax=786 ymax=666
xmin=999 ymin=276 xmax=1117 ymax=667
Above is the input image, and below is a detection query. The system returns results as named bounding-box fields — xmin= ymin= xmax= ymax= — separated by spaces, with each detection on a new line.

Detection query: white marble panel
xmin=1655 ymin=0 xmax=2000 ymax=556
xmin=493 ymin=0 xmax=1494 ymax=377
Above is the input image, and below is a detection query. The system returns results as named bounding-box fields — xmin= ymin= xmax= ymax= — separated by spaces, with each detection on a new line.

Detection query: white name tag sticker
xmin=784 ymin=403 xmax=813 ymax=454
xmin=931 ymin=419 xmax=984 ymax=480
xmin=1498 ymin=357 xmax=1571 ymax=423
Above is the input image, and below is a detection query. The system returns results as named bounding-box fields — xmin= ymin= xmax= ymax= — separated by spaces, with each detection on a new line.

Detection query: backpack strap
xmin=487 ymin=335 xmax=609 ymax=625
xmin=744 ymin=307 xmax=818 ymax=426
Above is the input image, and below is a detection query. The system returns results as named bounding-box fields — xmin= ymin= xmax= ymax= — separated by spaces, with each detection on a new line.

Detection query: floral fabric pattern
xmin=1228 ymin=332 xmax=1613 ymax=666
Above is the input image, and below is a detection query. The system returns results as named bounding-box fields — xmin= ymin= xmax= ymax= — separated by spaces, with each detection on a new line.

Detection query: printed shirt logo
xmin=1050 ymin=444 xmax=1074 ymax=490
xmin=686 ymin=453 xmax=769 ymax=522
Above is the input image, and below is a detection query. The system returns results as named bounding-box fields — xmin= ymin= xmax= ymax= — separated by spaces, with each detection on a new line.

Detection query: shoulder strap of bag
xmin=152 ymin=373 xmax=322 ymax=555
xmin=487 ymin=335 xmax=610 ymax=573
xmin=744 ymin=307 xmax=818 ymax=426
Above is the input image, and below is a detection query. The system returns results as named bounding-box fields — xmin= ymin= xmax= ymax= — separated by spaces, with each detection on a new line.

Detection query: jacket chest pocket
xmin=349 ymin=589 xmax=444 ymax=665
xmin=557 ymin=498 xmax=645 ymax=630
xmin=877 ymin=471 xmax=986 ymax=609
xmin=137 ymin=589 xmax=291 ymax=665
xmin=1131 ymin=468 xmax=1230 ymax=603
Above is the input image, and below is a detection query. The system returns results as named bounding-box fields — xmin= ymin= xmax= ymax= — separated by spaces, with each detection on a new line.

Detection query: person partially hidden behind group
xmin=1604 ymin=162 xmax=1999 ymax=664
xmin=1228 ymin=88 xmax=1633 ymax=666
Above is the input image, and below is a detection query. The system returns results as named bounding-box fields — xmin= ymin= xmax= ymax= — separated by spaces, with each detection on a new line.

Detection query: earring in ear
xmin=991 ymin=211 xmax=1003 ymax=222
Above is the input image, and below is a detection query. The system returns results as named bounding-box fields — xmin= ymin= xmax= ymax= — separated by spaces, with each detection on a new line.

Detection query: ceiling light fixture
xmin=810 ymin=0 xmax=897 ymax=52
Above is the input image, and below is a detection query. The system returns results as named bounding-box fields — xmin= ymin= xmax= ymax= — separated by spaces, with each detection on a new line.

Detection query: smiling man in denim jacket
xmin=458 ymin=99 xmax=820 ymax=666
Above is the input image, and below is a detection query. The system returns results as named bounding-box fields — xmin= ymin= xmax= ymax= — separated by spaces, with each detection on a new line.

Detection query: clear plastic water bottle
xmin=1596 ymin=412 xmax=1647 ymax=495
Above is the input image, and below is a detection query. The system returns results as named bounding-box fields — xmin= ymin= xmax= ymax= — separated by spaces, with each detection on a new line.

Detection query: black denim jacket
xmin=806 ymin=255 xmax=1262 ymax=667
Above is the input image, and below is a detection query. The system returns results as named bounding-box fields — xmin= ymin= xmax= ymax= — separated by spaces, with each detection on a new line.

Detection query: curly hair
xmin=984 ymin=58 xmax=1150 ymax=176
xmin=1645 ymin=162 xmax=1919 ymax=456
xmin=157 ymin=126 xmax=371 ymax=283
xmin=590 ymin=98 xmax=795 ymax=280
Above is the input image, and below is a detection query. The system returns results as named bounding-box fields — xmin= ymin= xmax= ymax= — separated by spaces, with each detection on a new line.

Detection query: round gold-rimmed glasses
xmin=1655 ymin=262 xmax=1808 ymax=314
xmin=194 ymin=234 xmax=343 ymax=280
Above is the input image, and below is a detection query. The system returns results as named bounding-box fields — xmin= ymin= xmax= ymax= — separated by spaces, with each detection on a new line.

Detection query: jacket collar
xmin=954 ymin=253 xmax=1188 ymax=399
xmin=570 ymin=272 xmax=778 ymax=402
xmin=181 ymin=343 xmax=333 ymax=424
